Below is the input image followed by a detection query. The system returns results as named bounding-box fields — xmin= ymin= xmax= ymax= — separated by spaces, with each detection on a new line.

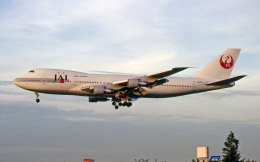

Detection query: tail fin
xmin=193 ymin=48 xmax=241 ymax=79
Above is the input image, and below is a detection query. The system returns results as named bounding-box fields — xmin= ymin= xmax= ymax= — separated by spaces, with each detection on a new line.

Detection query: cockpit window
xmin=29 ymin=70 xmax=34 ymax=73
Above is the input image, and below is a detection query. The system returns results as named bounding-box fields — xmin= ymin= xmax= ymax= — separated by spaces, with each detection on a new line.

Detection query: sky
xmin=0 ymin=0 xmax=260 ymax=162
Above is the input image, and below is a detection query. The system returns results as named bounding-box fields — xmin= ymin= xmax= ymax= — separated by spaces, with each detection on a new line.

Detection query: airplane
xmin=13 ymin=48 xmax=246 ymax=109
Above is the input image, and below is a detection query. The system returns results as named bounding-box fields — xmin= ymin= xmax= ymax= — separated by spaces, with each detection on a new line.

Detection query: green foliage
xmin=222 ymin=131 xmax=242 ymax=162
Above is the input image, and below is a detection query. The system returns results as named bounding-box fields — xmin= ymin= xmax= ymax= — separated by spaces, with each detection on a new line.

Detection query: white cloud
xmin=1 ymin=1 xmax=260 ymax=161
xmin=1 ymin=0 xmax=260 ymax=81
xmin=1 ymin=0 xmax=260 ymax=123
xmin=2 ymin=82 xmax=259 ymax=126
xmin=106 ymin=52 xmax=176 ymax=74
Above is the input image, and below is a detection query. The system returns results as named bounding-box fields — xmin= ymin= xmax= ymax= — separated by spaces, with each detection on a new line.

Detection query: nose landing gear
xmin=35 ymin=92 xmax=40 ymax=103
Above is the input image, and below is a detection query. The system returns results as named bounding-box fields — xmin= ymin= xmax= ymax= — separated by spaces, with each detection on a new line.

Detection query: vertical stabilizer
xmin=193 ymin=48 xmax=241 ymax=79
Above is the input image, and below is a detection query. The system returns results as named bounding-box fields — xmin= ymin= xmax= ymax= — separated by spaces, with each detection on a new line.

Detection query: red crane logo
xmin=220 ymin=54 xmax=234 ymax=69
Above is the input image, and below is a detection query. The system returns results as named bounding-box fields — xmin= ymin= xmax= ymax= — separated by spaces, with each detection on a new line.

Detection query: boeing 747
xmin=13 ymin=48 xmax=246 ymax=109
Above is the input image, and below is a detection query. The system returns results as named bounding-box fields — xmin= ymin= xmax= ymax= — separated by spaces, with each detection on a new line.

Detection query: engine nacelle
xmin=104 ymin=88 xmax=114 ymax=93
xmin=93 ymin=86 xmax=114 ymax=95
xmin=127 ymin=79 xmax=148 ymax=88
xmin=89 ymin=96 xmax=109 ymax=102
xmin=93 ymin=86 xmax=104 ymax=94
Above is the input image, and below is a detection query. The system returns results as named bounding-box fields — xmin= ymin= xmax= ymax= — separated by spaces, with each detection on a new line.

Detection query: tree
xmin=222 ymin=131 xmax=242 ymax=162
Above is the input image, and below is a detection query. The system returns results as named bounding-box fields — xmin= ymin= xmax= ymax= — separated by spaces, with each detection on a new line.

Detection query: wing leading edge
xmin=112 ymin=67 xmax=189 ymax=87
xmin=146 ymin=67 xmax=189 ymax=78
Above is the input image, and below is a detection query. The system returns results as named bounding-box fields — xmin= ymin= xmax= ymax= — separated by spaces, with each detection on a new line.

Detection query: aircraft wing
xmin=112 ymin=67 xmax=189 ymax=88
xmin=81 ymin=67 xmax=189 ymax=97
xmin=146 ymin=67 xmax=189 ymax=78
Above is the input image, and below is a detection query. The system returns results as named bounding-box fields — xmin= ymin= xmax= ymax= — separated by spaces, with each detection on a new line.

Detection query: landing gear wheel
xmin=111 ymin=97 xmax=133 ymax=109
xmin=112 ymin=101 xmax=116 ymax=106
xmin=127 ymin=102 xmax=132 ymax=107
xmin=36 ymin=99 xmax=40 ymax=103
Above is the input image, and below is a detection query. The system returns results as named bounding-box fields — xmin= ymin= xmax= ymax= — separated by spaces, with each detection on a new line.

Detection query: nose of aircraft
xmin=13 ymin=78 xmax=18 ymax=86
xmin=13 ymin=78 xmax=22 ymax=88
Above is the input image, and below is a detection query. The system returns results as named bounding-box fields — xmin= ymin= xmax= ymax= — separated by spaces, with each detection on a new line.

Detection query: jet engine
xmin=89 ymin=96 xmax=109 ymax=102
xmin=93 ymin=86 xmax=114 ymax=95
xmin=127 ymin=79 xmax=148 ymax=88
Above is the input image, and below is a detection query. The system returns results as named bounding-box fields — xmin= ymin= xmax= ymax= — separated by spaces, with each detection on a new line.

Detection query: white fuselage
xmin=13 ymin=69 xmax=233 ymax=98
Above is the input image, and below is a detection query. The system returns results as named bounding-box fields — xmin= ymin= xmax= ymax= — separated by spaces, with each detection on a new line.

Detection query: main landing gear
xmin=35 ymin=92 xmax=40 ymax=103
xmin=112 ymin=97 xmax=132 ymax=109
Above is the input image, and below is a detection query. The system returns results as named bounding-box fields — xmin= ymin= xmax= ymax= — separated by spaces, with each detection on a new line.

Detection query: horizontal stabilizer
xmin=206 ymin=75 xmax=247 ymax=86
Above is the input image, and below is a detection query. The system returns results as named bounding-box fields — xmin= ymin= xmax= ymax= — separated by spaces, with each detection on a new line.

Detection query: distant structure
xmin=210 ymin=156 xmax=221 ymax=161
xmin=197 ymin=147 xmax=209 ymax=162
xmin=83 ymin=159 xmax=95 ymax=162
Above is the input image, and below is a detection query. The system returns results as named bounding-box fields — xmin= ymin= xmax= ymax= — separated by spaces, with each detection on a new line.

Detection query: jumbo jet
xmin=14 ymin=48 xmax=246 ymax=109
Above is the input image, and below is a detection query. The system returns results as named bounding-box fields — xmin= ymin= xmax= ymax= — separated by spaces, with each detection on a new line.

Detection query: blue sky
xmin=0 ymin=0 xmax=260 ymax=162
